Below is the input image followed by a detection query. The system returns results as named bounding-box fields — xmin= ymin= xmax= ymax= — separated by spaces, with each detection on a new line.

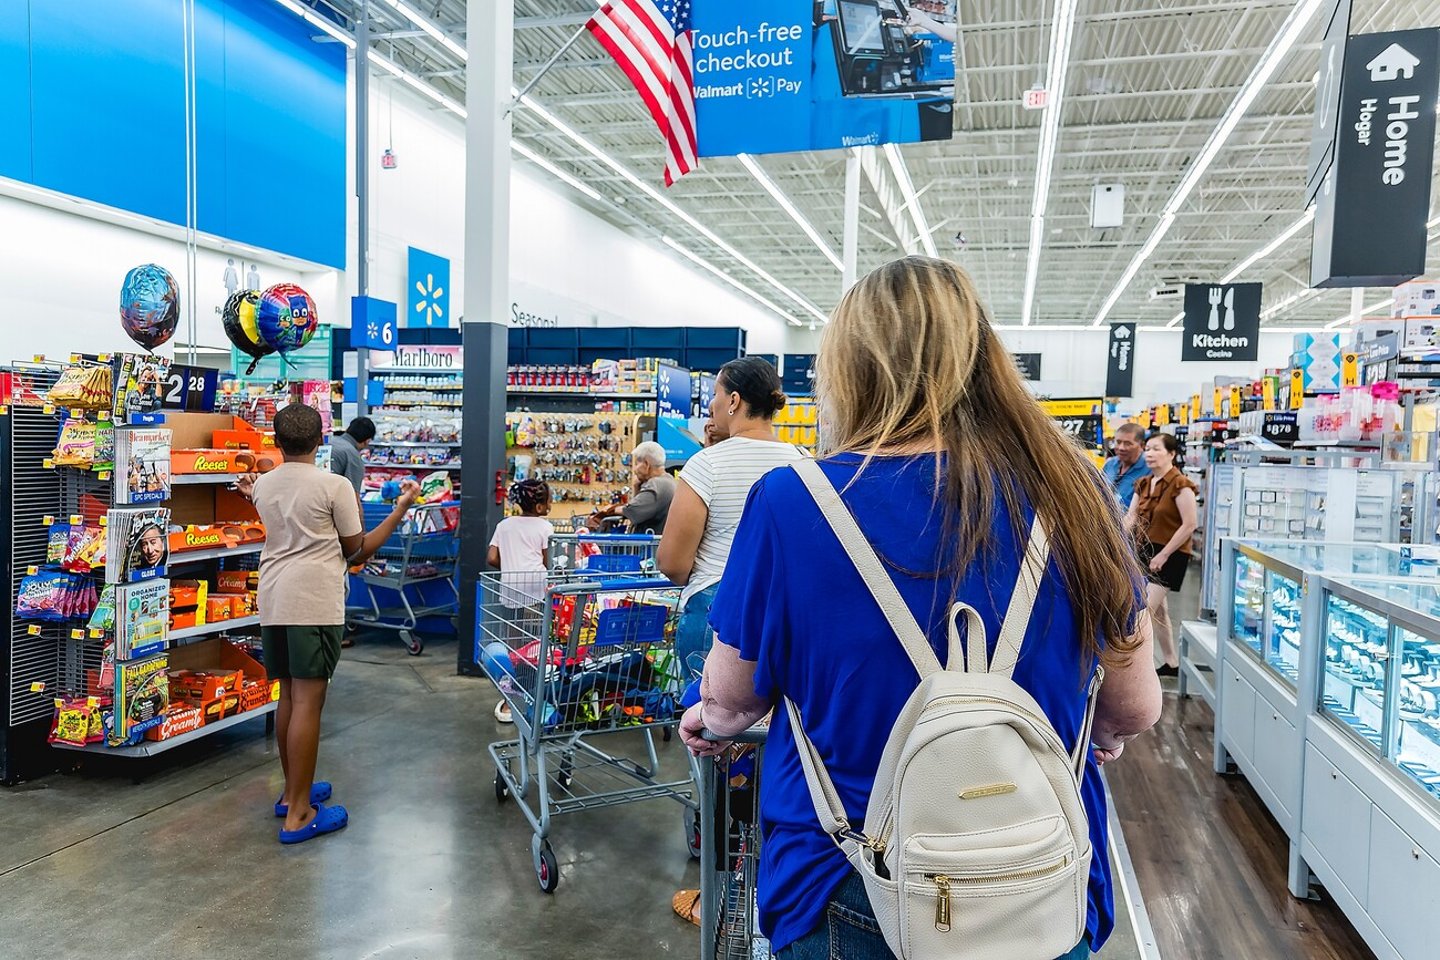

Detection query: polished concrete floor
xmin=1 ymin=631 xmax=1146 ymax=960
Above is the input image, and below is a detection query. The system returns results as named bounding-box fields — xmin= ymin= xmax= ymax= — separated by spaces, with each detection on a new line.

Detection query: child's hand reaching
xmin=395 ymin=478 xmax=422 ymax=509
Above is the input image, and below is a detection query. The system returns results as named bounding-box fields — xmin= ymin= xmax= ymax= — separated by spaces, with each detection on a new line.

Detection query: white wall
xmin=0 ymin=76 xmax=794 ymax=363
xmin=782 ymin=325 xmax=1305 ymax=408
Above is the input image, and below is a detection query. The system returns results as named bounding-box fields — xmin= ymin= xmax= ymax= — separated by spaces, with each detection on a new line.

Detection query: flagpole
xmin=510 ymin=23 xmax=591 ymax=108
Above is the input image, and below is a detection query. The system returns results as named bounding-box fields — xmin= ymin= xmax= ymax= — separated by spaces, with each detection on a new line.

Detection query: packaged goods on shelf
xmin=112 ymin=653 xmax=168 ymax=744
xmin=112 ymin=354 xmax=170 ymax=421
xmin=1297 ymin=384 xmax=1401 ymax=444
xmin=1292 ymin=333 xmax=1343 ymax=394
xmin=46 ymin=362 xmax=113 ymax=411
xmin=115 ymin=428 xmax=172 ymax=503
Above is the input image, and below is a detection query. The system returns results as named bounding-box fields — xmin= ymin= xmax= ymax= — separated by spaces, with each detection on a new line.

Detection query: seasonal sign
xmin=1181 ymin=283 xmax=1261 ymax=361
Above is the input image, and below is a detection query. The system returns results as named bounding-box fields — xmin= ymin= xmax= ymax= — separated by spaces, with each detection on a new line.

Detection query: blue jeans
xmin=777 ymin=874 xmax=1091 ymax=960
xmin=675 ymin=583 xmax=720 ymax=680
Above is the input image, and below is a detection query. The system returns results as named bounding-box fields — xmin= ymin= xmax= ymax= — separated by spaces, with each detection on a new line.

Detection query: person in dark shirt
xmin=330 ymin=417 xmax=375 ymax=494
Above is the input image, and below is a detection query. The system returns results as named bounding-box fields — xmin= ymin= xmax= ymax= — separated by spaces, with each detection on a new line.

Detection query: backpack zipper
xmin=924 ymin=856 xmax=1071 ymax=932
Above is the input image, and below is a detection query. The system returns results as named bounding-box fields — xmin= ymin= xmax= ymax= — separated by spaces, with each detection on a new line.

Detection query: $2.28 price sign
xmin=161 ymin=365 xmax=220 ymax=412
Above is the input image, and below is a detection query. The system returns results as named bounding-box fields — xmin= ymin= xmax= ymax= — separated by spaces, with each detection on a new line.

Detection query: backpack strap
xmin=988 ymin=515 xmax=1050 ymax=678
xmin=792 ymin=459 xmax=946 ymax=678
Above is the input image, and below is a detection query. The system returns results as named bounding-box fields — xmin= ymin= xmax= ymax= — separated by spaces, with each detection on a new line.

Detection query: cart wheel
xmin=535 ymin=841 xmax=560 ymax=893
xmin=495 ymin=772 xmax=510 ymax=803
xmin=686 ymin=811 xmax=703 ymax=860
xmin=402 ymin=632 xmax=424 ymax=656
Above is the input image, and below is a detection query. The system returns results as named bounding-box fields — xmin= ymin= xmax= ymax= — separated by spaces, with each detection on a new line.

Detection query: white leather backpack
xmin=788 ymin=459 xmax=1100 ymax=960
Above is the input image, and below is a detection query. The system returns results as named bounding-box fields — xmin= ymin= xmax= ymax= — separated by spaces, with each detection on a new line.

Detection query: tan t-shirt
xmin=252 ymin=461 xmax=364 ymax=626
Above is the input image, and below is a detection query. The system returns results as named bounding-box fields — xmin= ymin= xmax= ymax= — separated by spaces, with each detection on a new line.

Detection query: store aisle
xmin=1 ymin=632 xmax=1154 ymax=959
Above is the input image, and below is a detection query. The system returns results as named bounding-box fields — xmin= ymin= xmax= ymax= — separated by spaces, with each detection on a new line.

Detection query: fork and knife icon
xmin=1208 ymin=286 xmax=1236 ymax=331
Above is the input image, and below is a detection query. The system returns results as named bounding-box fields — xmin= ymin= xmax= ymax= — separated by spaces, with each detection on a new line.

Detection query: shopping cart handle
xmin=702 ymin=726 xmax=768 ymax=745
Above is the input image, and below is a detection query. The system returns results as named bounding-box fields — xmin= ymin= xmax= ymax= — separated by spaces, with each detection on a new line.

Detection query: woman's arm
xmin=1092 ymin=611 xmax=1163 ymax=763
xmin=1121 ymin=493 xmax=1140 ymax=535
xmin=1155 ymin=487 xmax=1198 ymax=561
xmin=679 ymin=637 xmax=772 ymax=755
xmin=487 ymin=545 xmax=501 ymax=569
xmin=657 ymin=478 xmax=708 ymax=586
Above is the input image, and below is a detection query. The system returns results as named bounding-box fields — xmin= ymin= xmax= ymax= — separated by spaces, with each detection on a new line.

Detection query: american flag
xmin=586 ymin=0 xmax=697 ymax=187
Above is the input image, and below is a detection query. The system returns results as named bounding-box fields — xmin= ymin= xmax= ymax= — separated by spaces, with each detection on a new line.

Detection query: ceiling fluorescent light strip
xmin=1164 ymin=207 xmax=1316 ymax=328
xmin=369 ymin=51 xmax=467 ymax=117
xmin=1091 ymin=0 xmax=1328 ymax=326
xmin=1020 ymin=0 xmax=1081 ymax=326
xmin=1325 ymin=298 xmax=1394 ymax=330
xmin=516 ymin=93 xmax=830 ymax=325
xmin=883 ymin=144 xmax=937 ymax=257
xmin=738 ymin=154 xmax=843 ymax=271
xmin=273 ymin=0 xmax=355 ymax=47
xmin=1093 ymin=213 xmax=1175 ymax=326
xmin=380 ymin=0 xmax=468 ymax=61
xmin=662 ymin=236 xmax=803 ymax=326
xmin=511 ymin=140 xmax=603 ymax=202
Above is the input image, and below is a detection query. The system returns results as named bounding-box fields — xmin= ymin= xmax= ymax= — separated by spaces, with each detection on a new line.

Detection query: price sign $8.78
xmin=161 ymin=364 xmax=220 ymax=412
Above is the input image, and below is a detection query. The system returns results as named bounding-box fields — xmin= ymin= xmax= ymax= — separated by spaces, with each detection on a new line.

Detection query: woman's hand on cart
xmin=679 ymin=704 xmax=730 ymax=757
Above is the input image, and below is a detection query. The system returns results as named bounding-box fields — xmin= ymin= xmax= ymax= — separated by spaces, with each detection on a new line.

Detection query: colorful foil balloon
xmin=118 ymin=265 xmax=180 ymax=351
xmin=221 ymin=290 xmax=272 ymax=374
xmin=256 ymin=283 xmax=319 ymax=354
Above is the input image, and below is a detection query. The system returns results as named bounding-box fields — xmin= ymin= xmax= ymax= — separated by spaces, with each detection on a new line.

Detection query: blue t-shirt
xmin=1102 ymin=455 xmax=1143 ymax=508
xmin=709 ymin=454 xmax=1118 ymax=954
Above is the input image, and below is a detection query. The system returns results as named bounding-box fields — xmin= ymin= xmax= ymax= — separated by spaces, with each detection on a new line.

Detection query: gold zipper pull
xmin=934 ymin=875 xmax=952 ymax=932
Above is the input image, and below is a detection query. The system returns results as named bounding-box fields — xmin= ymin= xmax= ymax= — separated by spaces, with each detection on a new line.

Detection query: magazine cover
xmin=112 ymin=354 xmax=170 ymax=421
xmin=112 ymin=653 xmax=168 ymax=744
xmin=106 ymin=508 xmax=171 ymax=584
xmin=117 ymin=428 xmax=172 ymax=504
xmin=116 ymin=581 xmax=169 ymax=660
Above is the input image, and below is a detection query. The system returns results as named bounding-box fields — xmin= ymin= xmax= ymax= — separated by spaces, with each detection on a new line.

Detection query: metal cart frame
xmin=698 ymin=727 xmax=770 ymax=960
xmin=347 ymin=501 xmax=460 ymax=655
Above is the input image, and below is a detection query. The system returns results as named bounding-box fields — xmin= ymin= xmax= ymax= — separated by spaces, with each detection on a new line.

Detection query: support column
xmin=355 ymin=0 xmax=371 ymax=415
xmin=457 ymin=0 xmax=514 ymax=674
xmin=842 ymin=153 xmax=860 ymax=292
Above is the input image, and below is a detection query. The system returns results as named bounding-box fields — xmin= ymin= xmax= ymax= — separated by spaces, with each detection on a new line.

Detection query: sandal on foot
xmin=274 ymin=781 xmax=333 ymax=818
xmin=278 ymin=803 xmax=349 ymax=845
xmin=494 ymin=701 xmax=513 ymax=724
xmin=671 ymin=889 xmax=702 ymax=927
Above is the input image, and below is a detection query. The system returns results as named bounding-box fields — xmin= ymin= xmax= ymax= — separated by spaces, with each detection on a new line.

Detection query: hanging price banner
xmin=1262 ymin=378 xmax=1276 ymax=411
xmin=1290 ymin=368 xmax=1304 ymax=410
xmin=1229 ymin=386 xmax=1243 ymax=417
xmin=1191 ymin=394 xmax=1202 ymax=421
xmin=1213 ymin=388 xmax=1222 ymax=416
xmin=1341 ymin=351 xmax=1360 ymax=387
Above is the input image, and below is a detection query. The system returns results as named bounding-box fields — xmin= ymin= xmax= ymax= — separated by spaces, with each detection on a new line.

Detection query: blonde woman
xmin=679 ymin=257 xmax=1162 ymax=959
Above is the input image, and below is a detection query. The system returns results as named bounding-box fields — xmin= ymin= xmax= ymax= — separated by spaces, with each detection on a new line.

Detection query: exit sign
xmin=1024 ymin=87 xmax=1049 ymax=110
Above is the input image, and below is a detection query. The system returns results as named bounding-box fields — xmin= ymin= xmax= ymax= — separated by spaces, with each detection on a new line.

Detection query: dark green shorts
xmin=261 ymin=625 xmax=344 ymax=680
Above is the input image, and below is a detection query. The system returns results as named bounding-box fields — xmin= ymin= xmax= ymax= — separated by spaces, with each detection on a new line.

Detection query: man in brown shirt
xmin=239 ymin=404 xmax=417 ymax=844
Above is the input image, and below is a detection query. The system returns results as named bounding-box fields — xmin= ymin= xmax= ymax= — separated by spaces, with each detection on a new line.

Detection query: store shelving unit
xmin=51 ymin=701 xmax=275 ymax=757
xmin=168 ymin=615 xmax=262 ymax=643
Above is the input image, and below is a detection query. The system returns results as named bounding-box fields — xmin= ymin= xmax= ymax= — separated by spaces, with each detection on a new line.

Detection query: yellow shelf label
xmin=70 ymin=408 xmax=83 ymax=418
xmin=42 ymin=459 xmax=55 ymax=470
xmin=70 ymin=353 xmax=80 ymax=363
xmin=97 ymin=471 xmax=112 ymax=481
xmin=98 ymin=515 xmax=108 ymax=526
xmin=0 ymin=406 xmax=9 ymax=416
xmin=98 ymin=354 xmax=111 ymax=362
xmin=98 ymin=410 xmax=110 ymax=422
xmin=32 ymin=354 xmax=45 ymax=363
xmin=26 ymin=625 xmax=41 ymax=636
xmin=42 ymin=515 xmax=55 ymax=525
xmin=87 ymin=696 xmax=99 ymax=708
xmin=29 ymin=681 xmax=45 ymax=693
xmin=70 ymin=629 xmax=84 ymax=640
xmin=42 ymin=404 xmax=55 ymax=415
xmin=26 ymin=565 xmax=38 ymax=575
xmin=90 ymin=628 xmax=105 ymax=639
xmin=69 ymin=514 xmax=82 ymax=525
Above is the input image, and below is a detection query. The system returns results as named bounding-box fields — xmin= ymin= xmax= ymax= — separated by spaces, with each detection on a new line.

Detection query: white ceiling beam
xmin=855 ymin=146 xmax=922 ymax=255
xmin=1090 ymin=0 xmax=1329 ymax=326
xmin=883 ymin=144 xmax=938 ymax=257
xmin=737 ymin=154 xmax=843 ymax=271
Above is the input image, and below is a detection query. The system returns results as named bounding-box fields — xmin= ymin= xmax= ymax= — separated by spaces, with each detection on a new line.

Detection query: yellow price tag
xmin=42 ymin=459 xmax=54 ymax=470
xmin=87 ymin=697 xmax=99 ymax=708
xmin=70 ymin=353 xmax=81 ymax=363
xmin=42 ymin=404 xmax=55 ymax=415
xmin=26 ymin=566 xmax=38 ymax=575
xmin=1190 ymin=394 xmax=1201 ymax=421
xmin=1341 ymin=351 xmax=1360 ymax=388
xmin=70 ymin=408 xmax=83 ymax=418
xmin=98 ymin=471 xmax=112 ymax=481
xmin=42 ymin=515 xmax=55 ymax=525
xmin=32 ymin=354 xmax=45 ymax=363
xmin=1290 ymin=369 xmax=1305 ymax=410
xmin=1212 ymin=388 xmax=1222 ymax=415
xmin=1179 ymin=403 xmax=1190 ymax=426
xmin=90 ymin=628 xmax=105 ymax=639
xmin=98 ymin=354 xmax=111 ymax=362
xmin=1262 ymin=378 xmax=1276 ymax=411
xmin=70 ymin=629 xmax=84 ymax=640
xmin=98 ymin=515 xmax=108 ymax=526
xmin=98 ymin=410 xmax=110 ymax=422
xmin=1230 ymin=386 xmax=1243 ymax=417
xmin=69 ymin=514 xmax=82 ymax=525
xmin=26 ymin=625 xmax=41 ymax=636
xmin=0 ymin=406 xmax=9 ymax=416
xmin=29 ymin=681 xmax=45 ymax=693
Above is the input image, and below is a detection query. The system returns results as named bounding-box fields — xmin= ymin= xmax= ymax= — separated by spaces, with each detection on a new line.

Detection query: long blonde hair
xmin=816 ymin=256 xmax=1140 ymax=669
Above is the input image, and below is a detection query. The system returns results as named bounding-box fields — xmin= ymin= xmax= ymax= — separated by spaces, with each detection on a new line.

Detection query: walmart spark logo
xmin=406 ymin=246 xmax=451 ymax=329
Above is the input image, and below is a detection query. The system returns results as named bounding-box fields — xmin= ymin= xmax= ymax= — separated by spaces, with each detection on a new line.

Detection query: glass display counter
xmin=1295 ymin=575 xmax=1440 ymax=960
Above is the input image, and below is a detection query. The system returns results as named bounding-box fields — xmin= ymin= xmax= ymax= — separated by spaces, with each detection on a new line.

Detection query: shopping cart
xmin=347 ymin=501 xmax=460 ymax=656
xmin=479 ymin=535 xmax=694 ymax=893
xmin=698 ymin=726 xmax=771 ymax=960
xmin=546 ymin=531 xmax=661 ymax=573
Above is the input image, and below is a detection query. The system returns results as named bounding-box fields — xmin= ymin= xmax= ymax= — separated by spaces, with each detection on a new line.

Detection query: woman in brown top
xmin=1124 ymin=433 xmax=1198 ymax=677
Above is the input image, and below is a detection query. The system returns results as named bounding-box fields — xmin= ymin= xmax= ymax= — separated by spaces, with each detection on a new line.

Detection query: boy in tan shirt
xmin=239 ymin=404 xmax=417 ymax=844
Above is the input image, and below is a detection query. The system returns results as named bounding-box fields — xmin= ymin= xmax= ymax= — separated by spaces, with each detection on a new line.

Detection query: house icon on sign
xmin=1367 ymin=43 xmax=1420 ymax=82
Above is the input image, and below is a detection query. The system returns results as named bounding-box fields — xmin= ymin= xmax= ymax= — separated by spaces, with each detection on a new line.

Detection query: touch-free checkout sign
xmin=1181 ymin=283 xmax=1261 ymax=361
xmin=693 ymin=0 xmax=955 ymax=158
xmin=1311 ymin=28 xmax=1439 ymax=288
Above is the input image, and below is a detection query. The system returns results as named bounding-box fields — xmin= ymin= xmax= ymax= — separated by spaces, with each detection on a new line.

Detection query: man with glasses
xmin=1104 ymin=423 xmax=1146 ymax=508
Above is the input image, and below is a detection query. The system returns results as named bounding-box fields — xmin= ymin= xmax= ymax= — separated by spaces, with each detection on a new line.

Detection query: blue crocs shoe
xmin=274 ymin=781 xmax=333 ymax=818
xmin=278 ymin=802 xmax=349 ymax=845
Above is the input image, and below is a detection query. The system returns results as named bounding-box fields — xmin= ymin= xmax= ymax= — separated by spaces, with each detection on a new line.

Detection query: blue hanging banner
xmin=694 ymin=0 xmax=955 ymax=158
xmin=406 ymin=247 xmax=451 ymax=328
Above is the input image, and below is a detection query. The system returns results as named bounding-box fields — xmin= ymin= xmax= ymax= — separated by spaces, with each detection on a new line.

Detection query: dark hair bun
xmin=719 ymin=357 xmax=786 ymax=420
xmin=772 ymin=389 xmax=788 ymax=410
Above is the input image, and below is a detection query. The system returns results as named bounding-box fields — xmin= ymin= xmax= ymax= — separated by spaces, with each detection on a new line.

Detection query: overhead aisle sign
xmin=693 ymin=0 xmax=955 ymax=157
xmin=1105 ymin=323 xmax=1136 ymax=397
xmin=1311 ymin=28 xmax=1439 ymax=287
xmin=1181 ymin=283 xmax=1261 ymax=361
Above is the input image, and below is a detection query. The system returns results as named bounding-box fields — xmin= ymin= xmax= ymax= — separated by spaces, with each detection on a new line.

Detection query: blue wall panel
xmin=215 ymin=0 xmax=346 ymax=267
xmin=28 ymin=0 xmax=187 ymax=225
xmin=0 ymin=1 xmax=32 ymax=183
xmin=8 ymin=0 xmax=345 ymax=267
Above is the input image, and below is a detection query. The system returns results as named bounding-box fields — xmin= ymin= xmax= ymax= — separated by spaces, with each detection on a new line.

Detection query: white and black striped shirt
xmin=677 ymin=437 xmax=808 ymax=608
